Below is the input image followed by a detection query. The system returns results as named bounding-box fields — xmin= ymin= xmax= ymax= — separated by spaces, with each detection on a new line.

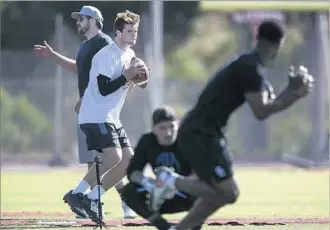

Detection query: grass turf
xmin=1 ymin=165 xmax=329 ymax=229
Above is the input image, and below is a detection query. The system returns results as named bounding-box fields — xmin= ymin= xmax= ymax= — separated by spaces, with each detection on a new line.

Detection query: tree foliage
xmin=166 ymin=14 xmax=239 ymax=82
xmin=0 ymin=87 xmax=53 ymax=153
xmin=1 ymin=1 xmax=199 ymax=52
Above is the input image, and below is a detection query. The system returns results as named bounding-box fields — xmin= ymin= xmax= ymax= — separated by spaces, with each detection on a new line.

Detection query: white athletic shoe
xmin=122 ymin=201 xmax=136 ymax=219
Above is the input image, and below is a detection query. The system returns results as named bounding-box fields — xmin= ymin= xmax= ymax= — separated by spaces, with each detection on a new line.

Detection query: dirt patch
xmin=2 ymin=212 xmax=75 ymax=217
xmin=1 ymin=212 xmax=329 ymax=228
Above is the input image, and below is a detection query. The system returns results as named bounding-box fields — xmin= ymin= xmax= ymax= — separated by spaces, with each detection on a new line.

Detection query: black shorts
xmin=122 ymin=183 xmax=196 ymax=214
xmin=80 ymin=123 xmax=131 ymax=152
xmin=177 ymin=122 xmax=233 ymax=185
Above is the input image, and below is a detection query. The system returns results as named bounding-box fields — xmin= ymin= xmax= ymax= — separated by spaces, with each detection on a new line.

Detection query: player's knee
xmin=122 ymin=147 xmax=134 ymax=160
xmin=212 ymin=186 xmax=239 ymax=205
xmin=226 ymin=187 xmax=239 ymax=204
xmin=87 ymin=162 xmax=94 ymax=170
xmin=104 ymin=153 xmax=122 ymax=165
xmin=102 ymin=147 xmax=122 ymax=166
xmin=127 ymin=151 xmax=134 ymax=160
xmin=121 ymin=183 xmax=137 ymax=200
xmin=121 ymin=184 xmax=142 ymax=208
xmin=213 ymin=177 xmax=239 ymax=205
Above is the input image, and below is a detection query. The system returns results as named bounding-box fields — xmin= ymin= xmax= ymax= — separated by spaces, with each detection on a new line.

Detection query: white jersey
xmin=78 ymin=43 xmax=135 ymax=126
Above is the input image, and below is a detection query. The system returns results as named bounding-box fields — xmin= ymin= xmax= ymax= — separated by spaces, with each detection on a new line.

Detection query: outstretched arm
xmin=241 ymin=65 xmax=313 ymax=120
xmin=51 ymin=51 xmax=77 ymax=73
xmin=33 ymin=41 xmax=77 ymax=73
xmin=245 ymin=88 xmax=300 ymax=120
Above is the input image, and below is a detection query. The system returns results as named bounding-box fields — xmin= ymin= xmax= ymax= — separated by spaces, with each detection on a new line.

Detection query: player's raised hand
xmin=129 ymin=57 xmax=150 ymax=88
xmin=296 ymin=73 xmax=314 ymax=97
xmin=122 ymin=57 xmax=145 ymax=80
xmin=33 ymin=41 xmax=54 ymax=58
xmin=288 ymin=65 xmax=314 ymax=97
xmin=288 ymin=65 xmax=308 ymax=89
xmin=288 ymin=65 xmax=303 ymax=90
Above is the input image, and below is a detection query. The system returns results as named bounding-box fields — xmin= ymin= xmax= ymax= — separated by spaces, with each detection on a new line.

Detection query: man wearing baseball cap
xmin=71 ymin=5 xmax=104 ymax=30
xmin=33 ymin=5 xmax=136 ymax=220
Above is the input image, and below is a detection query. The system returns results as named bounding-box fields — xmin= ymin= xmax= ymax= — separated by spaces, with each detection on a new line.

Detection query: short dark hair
xmin=152 ymin=106 xmax=177 ymax=126
xmin=113 ymin=10 xmax=140 ymax=37
xmin=96 ymin=20 xmax=103 ymax=30
xmin=84 ymin=15 xmax=103 ymax=30
xmin=257 ymin=20 xmax=285 ymax=43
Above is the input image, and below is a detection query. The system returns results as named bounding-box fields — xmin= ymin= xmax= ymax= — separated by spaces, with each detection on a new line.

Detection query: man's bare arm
xmin=245 ymin=88 xmax=299 ymax=121
xmin=244 ymin=65 xmax=313 ymax=121
xmin=33 ymin=41 xmax=77 ymax=73
xmin=51 ymin=51 xmax=77 ymax=73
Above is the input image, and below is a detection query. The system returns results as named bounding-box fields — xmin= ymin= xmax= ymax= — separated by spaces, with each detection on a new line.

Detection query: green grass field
xmin=1 ymin=165 xmax=329 ymax=229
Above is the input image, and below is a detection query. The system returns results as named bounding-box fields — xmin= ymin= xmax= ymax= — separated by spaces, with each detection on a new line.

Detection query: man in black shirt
xmin=150 ymin=20 xmax=314 ymax=230
xmin=121 ymin=106 xmax=202 ymax=230
xmin=33 ymin=6 xmax=136 ymax=219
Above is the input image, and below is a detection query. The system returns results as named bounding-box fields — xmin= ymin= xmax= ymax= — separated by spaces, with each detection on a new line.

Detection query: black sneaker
xmin=81 ymin=195 xmax=105 ymax=225
xmin=63 ymin=190 xmax=88 ymax=218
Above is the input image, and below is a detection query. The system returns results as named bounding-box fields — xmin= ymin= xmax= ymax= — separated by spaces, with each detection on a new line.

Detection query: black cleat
xmin=63 ymin=190 xmax=88 ymax=218
xmin=81 ymin=195 xmax=105 ymax=225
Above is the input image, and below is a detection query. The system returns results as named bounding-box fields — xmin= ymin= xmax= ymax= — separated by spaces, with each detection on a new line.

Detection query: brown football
xmin=132 ymin=57 xmax=150 ymax=87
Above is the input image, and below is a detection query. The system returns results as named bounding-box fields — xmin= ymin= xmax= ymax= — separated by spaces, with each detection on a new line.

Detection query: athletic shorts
xmin=177 ymin=122 xmax=233 ymax=185
xmin=80 ymin=123 xmax=131 ymax=152
xmin=77 ymin=124 xmax=98 ymax=164
xmin=122 ymin=183 xmax=196 ymax=214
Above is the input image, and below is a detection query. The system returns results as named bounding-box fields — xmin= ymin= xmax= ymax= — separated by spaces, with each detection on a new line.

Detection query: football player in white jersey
xmin=63 ymin=10 xmax=147 ymax=223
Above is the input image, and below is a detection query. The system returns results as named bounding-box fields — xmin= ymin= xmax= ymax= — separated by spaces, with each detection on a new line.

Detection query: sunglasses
xmin=77 ymin=15 xmax=92 ymax=22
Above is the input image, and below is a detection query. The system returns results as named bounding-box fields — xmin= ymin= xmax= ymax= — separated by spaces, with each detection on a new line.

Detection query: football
xmin=132 ymin=57 xmax=150 ymax=87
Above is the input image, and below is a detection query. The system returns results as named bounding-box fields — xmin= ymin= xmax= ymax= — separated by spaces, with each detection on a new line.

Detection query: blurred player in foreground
xmin=62 ymin=10 xmax=149 ymax=224
xmin=33 ymin=6 xmax=136 ymax=219
xmin=121 ymin=106 xmax=203 ymax=230
xmin=150 ymin=20 xmax=314 ymax=230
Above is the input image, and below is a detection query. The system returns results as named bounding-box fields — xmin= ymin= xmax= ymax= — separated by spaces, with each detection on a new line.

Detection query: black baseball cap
xmin=152 ymin=106 xmax=177 ymax=126
xmin=257 ymin=20 xmax=286 ymax=43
